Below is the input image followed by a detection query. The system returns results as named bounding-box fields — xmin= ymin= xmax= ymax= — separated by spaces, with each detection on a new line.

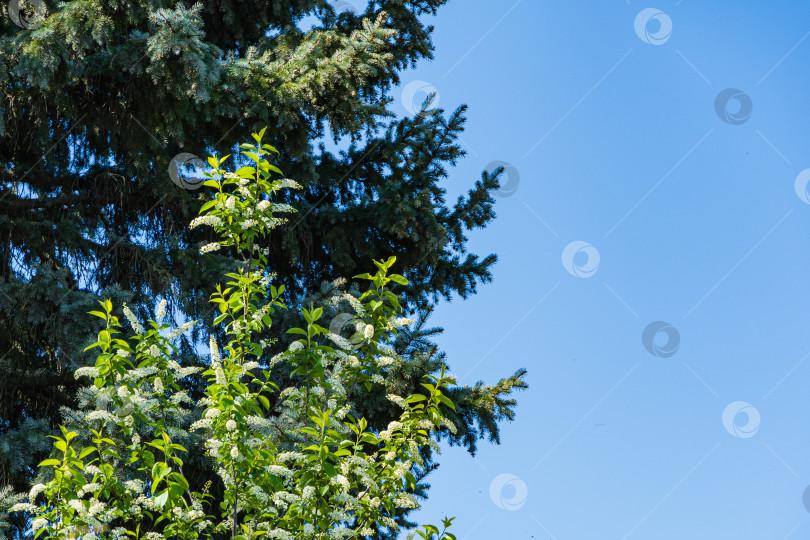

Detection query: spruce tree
xmin=0 ymin=2 xmax=527 ymax=536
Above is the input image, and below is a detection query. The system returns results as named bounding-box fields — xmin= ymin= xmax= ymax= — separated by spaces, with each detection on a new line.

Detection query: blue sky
xmin=385 ymin=1 xmax=810 ymax=538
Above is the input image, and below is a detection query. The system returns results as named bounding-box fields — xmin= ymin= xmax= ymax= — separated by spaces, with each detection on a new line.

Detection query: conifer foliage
xmin=0 ymin=1 xmax=527 ymax=536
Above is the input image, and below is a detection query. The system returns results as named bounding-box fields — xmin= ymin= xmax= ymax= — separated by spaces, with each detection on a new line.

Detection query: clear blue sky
xmin=386 ymin=1 xmax=810 ymax=538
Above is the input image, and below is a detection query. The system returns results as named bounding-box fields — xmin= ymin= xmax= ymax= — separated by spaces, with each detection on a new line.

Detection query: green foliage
xmin=8 ymin=137 xmax=462 ymax=539
xmin=0 ymin=5 xmax=522 ymax=515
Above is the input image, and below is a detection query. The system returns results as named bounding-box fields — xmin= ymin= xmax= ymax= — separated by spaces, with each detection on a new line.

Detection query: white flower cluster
xmin=189 ymin=215 xmax=223 ymax=229
xmin=390 ymin=317 xmax=415 ymax=328
xmin=386 ymin=394 xmax=406 ymax=408
xmin=28 ymin=483 xmax=46 ymax=503
xmin=168 ymin=319 xmax=198 ymax=340
xmin=85 ymin=410 xmax=116 ymax=423
xmin=325 ymin=332 xmax=354 ymax=351
xmin=267 ymin=465 xmax=293 ymax=478
xmin=377 ymin=356 xmax=397 ymax=367
xmin=75 ymin=366 xmax=100 ymax=379
xmin=155 ymin=299 xmax=167 ymax=322
xmin=199 ymin=242 xmax=221 ymax=255
xmin=124 ymin=479 xmax=146 ymax=494
xmin=122 ymin=303 xmax=144 ymax=334
xmin=190 ymin=417 xmax=213 ymax=432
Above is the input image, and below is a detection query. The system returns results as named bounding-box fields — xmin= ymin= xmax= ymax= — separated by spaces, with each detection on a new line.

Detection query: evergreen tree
xmin=0 ymin=2 xmax=527 ymax=536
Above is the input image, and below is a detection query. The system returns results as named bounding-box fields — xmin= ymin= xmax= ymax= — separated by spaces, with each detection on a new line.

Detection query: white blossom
xmin=155 ymin=299 xmax=167 ymax=322
xmin=168 ymin=320 xmax=198 ymax=340
xmin=189 ymin=215 xmax=222 ymax=229
xmin=200 ymin=242 xmax=221 ymax=254
xmin=9 ymin=502 xmax=37 ymax=513
xmin=29 ymin=483 xmax=46 ymax=502
xmin=391 ymin=317 xmax=414 ymax=328
xmin=386 ymin=394 xmax=406 ymax=408
xmin=86 ymin=410 xmax=115 ymax=423
xmin=122 ymin=303 xmax=144 ymax=334
xmin=75 ymin=366 xmax=100 ymax=379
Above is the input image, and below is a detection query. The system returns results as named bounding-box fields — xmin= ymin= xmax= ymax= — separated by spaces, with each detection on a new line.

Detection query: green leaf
xmin=438 ymin=394 xmax=456 ymax=410
xmin=388 ymin=274 xmax=409 ymax=285
xmin=154 ymin=490 xmax=169 ymax=508
xmin=38 ymin=458 xmax=61 ymax=467
xmin=286 ymin=328 xmax=307 ymax=336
